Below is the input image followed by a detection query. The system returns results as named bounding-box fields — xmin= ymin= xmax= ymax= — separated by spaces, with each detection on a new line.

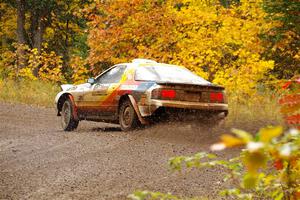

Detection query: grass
xmin=225 ymin=92 xmax=284 ymax=130
xmin=0 ymin=79 xmax=60 ymax=107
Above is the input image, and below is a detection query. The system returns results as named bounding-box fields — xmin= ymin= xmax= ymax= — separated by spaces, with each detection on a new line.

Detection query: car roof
xmin=121 ymin=59 xmax=185 ymax=69
xmin=94 ymin=59 xmax=186 ymax=80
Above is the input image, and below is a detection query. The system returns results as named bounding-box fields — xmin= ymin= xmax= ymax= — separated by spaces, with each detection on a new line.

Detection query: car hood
xmin=60 ymin=83 xmax=91 ymax=91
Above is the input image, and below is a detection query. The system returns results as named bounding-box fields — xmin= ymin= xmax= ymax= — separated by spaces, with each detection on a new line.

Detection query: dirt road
xmin=0 ymin=102 xmax=238 ymax=200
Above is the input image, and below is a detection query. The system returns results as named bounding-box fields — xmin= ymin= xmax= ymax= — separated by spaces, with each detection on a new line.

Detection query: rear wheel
xmin=61 ymin=99 xmax=79 ymax=131
xmin=119 ymin=99 xmax=139 ymax=131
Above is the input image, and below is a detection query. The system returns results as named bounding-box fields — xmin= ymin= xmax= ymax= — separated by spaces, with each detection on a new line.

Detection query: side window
xmin=97 ymin=65 xmax=126 ymax=84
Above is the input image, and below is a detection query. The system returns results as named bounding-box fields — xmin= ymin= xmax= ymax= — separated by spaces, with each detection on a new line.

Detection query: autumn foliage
xmin=0 ymin=1 xmax=299 ymax=199
xmin=85 ymin=0 xmax=276 ymax=96
xmin=279 ymin=77 xmax=300 ymax=130
xmin=1 ymin=0 xmax=298 ymax=97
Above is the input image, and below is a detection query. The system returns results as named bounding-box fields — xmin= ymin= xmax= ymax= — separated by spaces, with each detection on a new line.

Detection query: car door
xmin=89 ymin=65 xmax=127 ymax=115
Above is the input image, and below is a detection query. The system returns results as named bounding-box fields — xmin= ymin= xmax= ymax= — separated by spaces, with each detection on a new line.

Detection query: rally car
xmin=55 ymin=59 xmax=228 ymax=131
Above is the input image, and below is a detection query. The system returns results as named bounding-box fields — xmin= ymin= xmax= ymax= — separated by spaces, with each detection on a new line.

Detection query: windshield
xmin=135 ymin=65 xmax=211 ymax=85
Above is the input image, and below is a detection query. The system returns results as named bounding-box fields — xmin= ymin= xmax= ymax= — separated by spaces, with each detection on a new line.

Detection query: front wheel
xmin=119 ymin=99 xmax=139 ymax=131
xmin=61 ymin=99 xmax=79 ymax=131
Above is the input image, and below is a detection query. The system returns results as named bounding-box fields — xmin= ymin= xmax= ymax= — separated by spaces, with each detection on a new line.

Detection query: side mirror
xmin=87 ymin=78 xmax=95 ymax=85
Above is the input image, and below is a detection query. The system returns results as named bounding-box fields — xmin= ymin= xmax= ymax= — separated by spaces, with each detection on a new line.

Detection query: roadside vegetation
xmin=0 ymin=79 xmax=59 ymax=107
xmin=129 ymin=79 xmax=300 ymax=200
xmin=0 ymin=0 xmax=299 ymax=199
xmin=227 ymin=92 xmax=283 ymax=128
xmin=130 ymin=127 xmax=300 ymax=200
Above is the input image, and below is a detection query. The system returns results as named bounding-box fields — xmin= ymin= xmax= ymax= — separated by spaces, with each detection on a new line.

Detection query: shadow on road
xmin=91 ymin=127 xmax=122 ymax=132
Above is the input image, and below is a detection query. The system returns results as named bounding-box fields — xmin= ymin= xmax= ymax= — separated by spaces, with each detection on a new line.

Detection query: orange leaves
xmin=86 ymin=0 xmax=175 ymax=69
xmin=85 ymin=0 xmax=286 ymax=101
xmin=279 ymin=77 xmax=300 ymax=129
xmin=273 ymin=159 xmax=284 ymax=170
xmin=280 ymin=104 xmax=300 ymax=115
xmin=286 ymin=114 xmax=300 ymax=126
xmin=279 ymin=94 xmax=300 ymax=105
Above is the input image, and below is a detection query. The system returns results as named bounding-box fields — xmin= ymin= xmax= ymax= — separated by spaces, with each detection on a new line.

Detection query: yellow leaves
xmin=171 ymin=0 xmax=275 ymax=96
xmin=29 ymin=48 xmax=65 ymax=83
xmin=242 ymin=151 xmax=268 ymax=173
xmin=0 ymin=3 xmax=16 ymax=40
xmin=243 ymin=172 xmax=259 ymax=189
xmin=18 ymin=68 xmax=37 ymax=81
xmin=208 ymin=126 xmax=300 ymax=197
xmin=232 ymin=128 xmax=253 ymax=142
xmin=85 ymin=0 xmax=277 ymax=99
xmin=70 ymin=56 xmax=89 ymax=84
xmin=259 ymin=126 xmax=283 ymax=143
xmin=212 ymin=126 xmax=286 ymax=153
xmin=1 ymin=45 xmax=65 ymax=82
xmin=211 ymin=128 xmax=253 ymax=150
xmin=220 ymin=134 xmax=245 ymax=147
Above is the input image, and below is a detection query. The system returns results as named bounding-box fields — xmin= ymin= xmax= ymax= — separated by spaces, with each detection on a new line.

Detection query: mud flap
xmin=128 ymin=95 xmax=149 ymax=125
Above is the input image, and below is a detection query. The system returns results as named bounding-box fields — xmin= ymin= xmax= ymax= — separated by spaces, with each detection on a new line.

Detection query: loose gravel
xmin=0 ymin=102 xmax=239 ymax=200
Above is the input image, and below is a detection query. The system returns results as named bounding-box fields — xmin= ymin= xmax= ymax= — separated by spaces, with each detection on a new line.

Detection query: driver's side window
xmin=96 ymin=65 xmax=126 ymax=84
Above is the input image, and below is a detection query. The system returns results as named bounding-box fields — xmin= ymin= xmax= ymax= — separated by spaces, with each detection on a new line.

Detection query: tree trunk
xmin=33 ymin=17 xmax=45 ymax=53
xmin=16 ymin=0 xmax=26 ymax=70
xmin=62 ymin=19 xmax=70 ymax=74
xmin=29 ymin=11 xmax=38 ymax=48
xmin=32 ymin=13 xmax=46 ymax=77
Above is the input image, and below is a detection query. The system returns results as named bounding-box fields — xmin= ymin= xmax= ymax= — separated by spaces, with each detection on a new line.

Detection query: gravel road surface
xmin=0 ymin=102 xmax=238 ymax=200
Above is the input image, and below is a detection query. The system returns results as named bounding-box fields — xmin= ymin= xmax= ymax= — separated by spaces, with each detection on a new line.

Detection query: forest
xmin=0 ymin=0 xmax=299 ymax=88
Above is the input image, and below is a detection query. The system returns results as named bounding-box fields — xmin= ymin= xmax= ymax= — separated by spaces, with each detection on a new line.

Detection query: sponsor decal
xmin=78 ymin=95 xmax=84 ymax=101
xmin=120 ymin=85 xmax=138 ymax=90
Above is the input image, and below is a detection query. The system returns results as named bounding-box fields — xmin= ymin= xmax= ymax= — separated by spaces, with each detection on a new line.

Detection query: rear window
xmin=135 ymin=65 xmax=211 ymax=85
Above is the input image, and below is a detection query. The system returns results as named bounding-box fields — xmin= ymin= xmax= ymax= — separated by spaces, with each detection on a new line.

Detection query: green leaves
xmin=128 ymin=191 xmax=180 ymax=200
xmin=129 ymin=127 xmax=300 ymax=200
xmin=169 ymin=152 xmax=218 ymax=171
xmin=231 ymin=128 xmax=253 ymax=142
xmin=243 ymin=173 xmax=259 ymax=189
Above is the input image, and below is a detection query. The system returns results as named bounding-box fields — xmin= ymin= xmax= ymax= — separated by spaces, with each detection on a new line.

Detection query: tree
xmin=48 ymin=0 xmax=91 ymax=79
xmin=86 ymin=0 xmax=176 ymax=74
xmin=0 ymin=0 xmax=91 ymax=79
xmin=16 ymin=0 xmax=26 ymax=69
xmin=263 ymin=0 xmax=300 ymax=79
xmin=86 ymin=0 xmax=275 ymax=96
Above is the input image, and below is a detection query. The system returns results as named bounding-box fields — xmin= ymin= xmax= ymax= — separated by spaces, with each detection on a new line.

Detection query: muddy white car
xmin=55 ymin=59 xmax=228 ymax=131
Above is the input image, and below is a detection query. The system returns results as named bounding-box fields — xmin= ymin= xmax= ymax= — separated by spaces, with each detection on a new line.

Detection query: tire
xmin=61 ymin=99 xmax=79 ymax=131
xmin=119 ymin=99 xmax=139 ymax=131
